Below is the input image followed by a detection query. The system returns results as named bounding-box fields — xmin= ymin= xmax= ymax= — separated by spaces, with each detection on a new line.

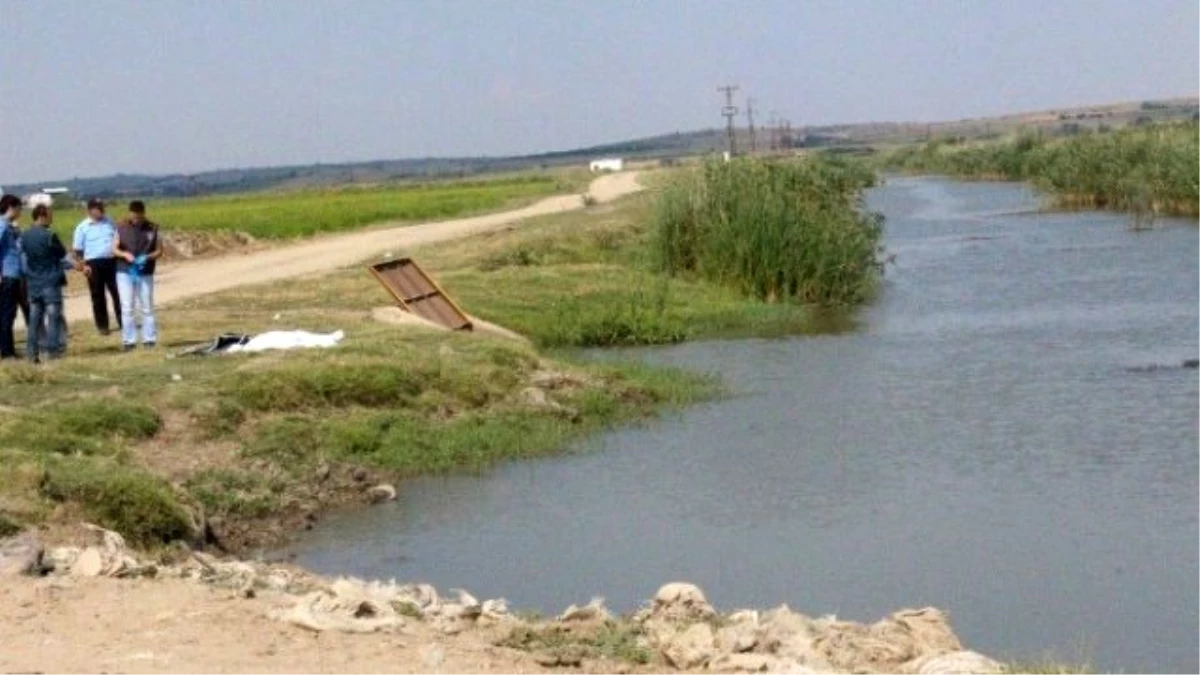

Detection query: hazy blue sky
xmin=2 ymin=0 xmax=1196 ymax=184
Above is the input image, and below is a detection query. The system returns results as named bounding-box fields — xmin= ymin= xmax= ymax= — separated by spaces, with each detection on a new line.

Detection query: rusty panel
xmin=369 ymin=258 xmax=473 ymax=331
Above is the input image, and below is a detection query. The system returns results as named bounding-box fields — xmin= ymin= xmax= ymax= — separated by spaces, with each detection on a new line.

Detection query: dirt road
xmin=64 ymin=171 xmax=643 ymax=321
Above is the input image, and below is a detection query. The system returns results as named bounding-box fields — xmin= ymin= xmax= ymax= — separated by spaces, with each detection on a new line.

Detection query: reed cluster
xmin=884 ymin=122 xmax=1199 ymax=216
xmin=654 ymin=156 xmax=884 ymax=305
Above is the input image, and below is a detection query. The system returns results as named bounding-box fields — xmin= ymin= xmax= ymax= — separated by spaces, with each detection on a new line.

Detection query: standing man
xmin=73 ymin=198 xmax=121 ymax=336
xmin=0 ymin=195 xmax=24 ymax=359
xmin=113 ymin=200 xmax=162 ymax=350
xmin=21 ymin=204 xmax=77 ymax=362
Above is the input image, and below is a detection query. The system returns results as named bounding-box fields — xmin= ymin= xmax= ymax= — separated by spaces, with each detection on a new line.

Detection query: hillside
xmin=7 ymin=96 xmax=1196 ymax=200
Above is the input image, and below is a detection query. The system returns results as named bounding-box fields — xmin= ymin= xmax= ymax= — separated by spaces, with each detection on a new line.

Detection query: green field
xmin=56 ymin=172 xmax=587 ymax=240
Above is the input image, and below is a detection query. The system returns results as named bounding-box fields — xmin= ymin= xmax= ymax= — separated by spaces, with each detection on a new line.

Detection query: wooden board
xmin=368 ymin=258 xmax=473 ymax=331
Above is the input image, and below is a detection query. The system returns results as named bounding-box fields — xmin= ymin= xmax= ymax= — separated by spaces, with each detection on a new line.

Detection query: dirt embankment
xmin=1 ymin=526 xmax=1004 ymax=674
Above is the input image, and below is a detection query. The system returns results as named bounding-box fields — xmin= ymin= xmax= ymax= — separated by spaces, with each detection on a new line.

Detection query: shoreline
xmin=1 ymin=524 xmax=1006 ymax=674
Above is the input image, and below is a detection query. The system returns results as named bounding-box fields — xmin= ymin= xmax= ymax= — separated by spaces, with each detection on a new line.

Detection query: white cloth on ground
xmin=226 ymin=330 xmax=345 ymax=353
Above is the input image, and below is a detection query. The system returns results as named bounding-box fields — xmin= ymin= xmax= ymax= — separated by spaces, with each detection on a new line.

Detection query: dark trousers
xmin=86 ymin=258 xmax=122 ymax=333
xmin=0 ymin=277 xmax=20 ymax=358
xmin=16 ymin=279 xmax=29 ymax=327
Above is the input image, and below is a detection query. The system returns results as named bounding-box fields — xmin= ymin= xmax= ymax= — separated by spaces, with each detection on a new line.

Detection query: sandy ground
xmin=0 ymin=577 xmax=551 ymax=674
xmin=63 ymin=170 xmax=643 ymax=322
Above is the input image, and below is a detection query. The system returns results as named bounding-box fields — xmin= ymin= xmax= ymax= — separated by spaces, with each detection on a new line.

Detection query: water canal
xmin=286 ymin=177 xmax=1199 ymax=672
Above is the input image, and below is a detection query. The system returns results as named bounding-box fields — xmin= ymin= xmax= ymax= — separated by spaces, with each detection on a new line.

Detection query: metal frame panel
xmin=368 ymin=258 xmax=473 ymax=331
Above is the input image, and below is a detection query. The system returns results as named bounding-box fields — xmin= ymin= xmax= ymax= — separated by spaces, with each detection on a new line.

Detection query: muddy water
xmin=285 ymin=178 xmax=1199 ymax=673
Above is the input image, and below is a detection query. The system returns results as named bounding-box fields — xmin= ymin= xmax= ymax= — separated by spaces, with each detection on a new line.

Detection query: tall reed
xmin=882 ymin=122 xmax=1199 ymax=217
xmin=655 ymin=156 xmax=884 ymax=306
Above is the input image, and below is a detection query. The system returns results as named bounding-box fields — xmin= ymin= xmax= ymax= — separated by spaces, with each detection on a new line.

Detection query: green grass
xmin=55 ymin=171 xmax=587 ymax=240
xmin=653 ymin=156 xmax=885 ymax=305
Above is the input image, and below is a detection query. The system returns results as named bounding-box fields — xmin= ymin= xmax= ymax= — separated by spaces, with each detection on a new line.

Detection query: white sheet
xmin=226 ymin=330 xmax=345 ymax=353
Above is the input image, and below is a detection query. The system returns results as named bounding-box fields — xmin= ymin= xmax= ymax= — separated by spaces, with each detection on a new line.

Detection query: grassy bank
xmin=1 ymin=164 xmax=882 ymax=551
xmin=881 ymin=122 xmax=1199 ymax=217
xmin=55 ymin=171 xmax=588 ymax=240
xmin=0 ymin=271 xmax=718 ymax=549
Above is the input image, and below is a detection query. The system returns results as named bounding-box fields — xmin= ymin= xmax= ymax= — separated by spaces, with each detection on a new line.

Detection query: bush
xmin=655 ymin=156 xmax=885 ymax=305
xmin=40 ymin=458 xmax=195 ymax=546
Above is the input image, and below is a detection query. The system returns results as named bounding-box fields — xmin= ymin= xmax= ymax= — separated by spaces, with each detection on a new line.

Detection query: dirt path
xmin=63 ymin=171 xmax=643 ymax=322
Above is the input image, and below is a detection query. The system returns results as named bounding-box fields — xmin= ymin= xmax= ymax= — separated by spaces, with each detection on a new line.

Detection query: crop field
xmin=57 ymin=172 xmax=587 ymax=240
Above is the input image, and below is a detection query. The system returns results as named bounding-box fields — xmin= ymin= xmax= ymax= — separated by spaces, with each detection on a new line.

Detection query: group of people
xmin=0 ymin=195 xmax=163 ymax=362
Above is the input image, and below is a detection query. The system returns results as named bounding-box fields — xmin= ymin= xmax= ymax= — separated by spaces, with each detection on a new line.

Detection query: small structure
xmin=23 ymin=193 xmax=52 ymax=208
xmin=22 ymin=187 xmax=71 ymax=208
xmin=589 ymin=158 xmax=624 ymax=173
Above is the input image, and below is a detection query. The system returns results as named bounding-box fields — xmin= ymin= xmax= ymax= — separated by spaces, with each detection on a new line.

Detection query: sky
xmin=2 ymin=0 xmax=1196 ymax=185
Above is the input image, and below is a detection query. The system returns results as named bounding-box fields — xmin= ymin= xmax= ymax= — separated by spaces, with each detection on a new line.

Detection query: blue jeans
xmin=26 ymin=288 xmax=63 ymax=361
xmin=117 ymin=272 xmax=157 ymax=345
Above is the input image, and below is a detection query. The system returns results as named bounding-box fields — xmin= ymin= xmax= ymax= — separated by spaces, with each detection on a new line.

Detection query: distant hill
xmin=7 ymin=96 xmax=1196 ymax=200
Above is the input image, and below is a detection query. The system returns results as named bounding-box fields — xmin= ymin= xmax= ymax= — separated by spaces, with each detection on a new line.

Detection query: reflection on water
xmin=285 ymin=177 xmax=1199 ymax=673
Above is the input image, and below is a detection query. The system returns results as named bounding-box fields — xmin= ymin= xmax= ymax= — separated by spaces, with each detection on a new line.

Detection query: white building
xmin=589 ymin=158 xmax=624 ymax=173
xmin=23 ymin=187 xmax=71 ymax=208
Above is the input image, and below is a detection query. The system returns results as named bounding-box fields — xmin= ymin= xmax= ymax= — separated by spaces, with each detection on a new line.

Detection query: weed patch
xmin=497 ymin=621 xmax=653 ymax=665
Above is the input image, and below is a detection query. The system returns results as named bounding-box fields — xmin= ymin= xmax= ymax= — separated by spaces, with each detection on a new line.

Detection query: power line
xmin=718 ymin=84 xmax=739 ymax=157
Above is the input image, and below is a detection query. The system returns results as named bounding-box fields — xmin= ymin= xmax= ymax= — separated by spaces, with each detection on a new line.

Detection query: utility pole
xmin=768 ymin=111 xmax=779 ymax=151
xmin=718 ymin=84 xmax=739 ymax=157
xmin=746 ymin=98 xmax=757 ymax=154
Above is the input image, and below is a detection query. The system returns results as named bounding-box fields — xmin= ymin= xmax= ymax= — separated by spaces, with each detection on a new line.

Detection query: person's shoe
xmin=142 ymin=342 xmax=156 ymax=349
xmin=98 ymin=328 xmax=111 ymax=336
xmin=122 ymin=343 xmax=137 ymax=352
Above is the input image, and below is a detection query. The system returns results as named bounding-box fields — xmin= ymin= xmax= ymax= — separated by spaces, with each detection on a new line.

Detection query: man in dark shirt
xmin=113 ymin=200 xmax=163 ymax=350
xmin=21 ymin=204 xmax=79 ymax=362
